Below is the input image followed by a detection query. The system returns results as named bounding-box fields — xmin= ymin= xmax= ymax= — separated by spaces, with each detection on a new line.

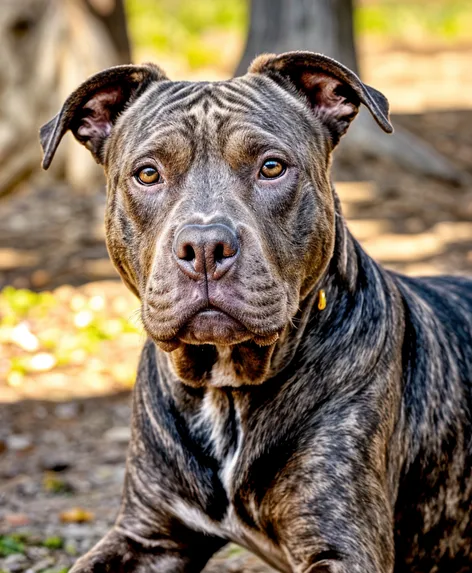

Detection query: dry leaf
xmin=59 ymin=507 xmax=94 ymax=523
xmin=5 ymin=513 xmax=30 ymax=527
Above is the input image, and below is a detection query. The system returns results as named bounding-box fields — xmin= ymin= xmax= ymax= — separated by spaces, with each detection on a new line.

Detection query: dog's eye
xmin=135 ymin=167 xmax=162 ymax=186
xmin=259 ymin=159 xmax=286 ymax=180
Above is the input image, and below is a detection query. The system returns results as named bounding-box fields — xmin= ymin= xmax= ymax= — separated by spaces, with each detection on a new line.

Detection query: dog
xmin=40 ymin=51 xmax=472 ymax=573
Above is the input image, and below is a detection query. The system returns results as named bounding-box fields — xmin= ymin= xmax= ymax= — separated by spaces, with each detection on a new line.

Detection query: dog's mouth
xmin=178 ymin=307 xmax=251 ymax=345
xmin=145 ymin=303 xmax=281 ymax=351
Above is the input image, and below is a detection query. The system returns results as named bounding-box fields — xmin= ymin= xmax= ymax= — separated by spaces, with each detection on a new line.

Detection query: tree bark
xmin=236 ymin=0 xmax=466 ymax=183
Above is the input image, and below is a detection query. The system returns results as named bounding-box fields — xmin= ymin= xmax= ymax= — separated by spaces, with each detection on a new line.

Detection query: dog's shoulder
xmin=392 ymin=271 xmax=472 ymax=423
xmin=395 ymin=273 xmax=472 ymax=326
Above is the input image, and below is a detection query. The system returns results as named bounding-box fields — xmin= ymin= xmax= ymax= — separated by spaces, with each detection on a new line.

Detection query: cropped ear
xmin=40 ymin=63 xmax=168 ymax=169
xmin=248 ymin=51 xmax=393 ymax=145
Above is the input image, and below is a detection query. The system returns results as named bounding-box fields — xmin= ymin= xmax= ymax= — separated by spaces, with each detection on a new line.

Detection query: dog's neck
xmin=268 ymin=190 xmax=361 ymax=378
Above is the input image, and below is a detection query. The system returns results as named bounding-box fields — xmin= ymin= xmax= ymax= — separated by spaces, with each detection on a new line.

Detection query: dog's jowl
xmin=40 ymin=52 xmax=472 ymax=573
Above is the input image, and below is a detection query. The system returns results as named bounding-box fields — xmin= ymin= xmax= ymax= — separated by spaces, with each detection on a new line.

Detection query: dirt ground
xmin=1 ymin=50 xmax=472 ymax=573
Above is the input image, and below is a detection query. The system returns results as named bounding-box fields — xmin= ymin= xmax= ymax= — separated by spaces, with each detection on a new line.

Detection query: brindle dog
xmin=40 ymin=52 xmax=472 ymax=573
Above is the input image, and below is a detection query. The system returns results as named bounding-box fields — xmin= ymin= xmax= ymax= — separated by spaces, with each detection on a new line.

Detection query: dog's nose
xmin=173 ymin=223 xmax=239 ymax=281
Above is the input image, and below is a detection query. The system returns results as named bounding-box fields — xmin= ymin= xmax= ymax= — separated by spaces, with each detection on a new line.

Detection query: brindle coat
xmin=40 ymin=52 xmax=472 ymax=573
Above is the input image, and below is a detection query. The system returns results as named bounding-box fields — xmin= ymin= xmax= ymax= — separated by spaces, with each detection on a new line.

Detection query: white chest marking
xmin=174 ymin=390 xmax=290 ymax=572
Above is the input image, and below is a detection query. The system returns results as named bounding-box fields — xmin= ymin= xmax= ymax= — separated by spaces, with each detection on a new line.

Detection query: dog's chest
xmin=178 ymin=388 xmax=290 ymax=572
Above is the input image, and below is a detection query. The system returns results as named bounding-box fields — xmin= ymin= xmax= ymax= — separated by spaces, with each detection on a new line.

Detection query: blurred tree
xmin=85 ymin=0 xmax=131 ymax=63
xmin=0 ymin=0 xmax=129 ymax=199
xmin=236 ymin=0 xmax=465 ymax=183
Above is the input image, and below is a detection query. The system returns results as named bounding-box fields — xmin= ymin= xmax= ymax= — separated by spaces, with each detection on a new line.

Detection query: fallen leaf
xmin=4 ymin=513 xmax=30 ymax=527
xmin=59 ymin=507 xmax=94 ymax=523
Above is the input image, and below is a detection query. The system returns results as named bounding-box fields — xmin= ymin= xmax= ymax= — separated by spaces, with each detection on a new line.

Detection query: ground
xmin=1 ymin=48 xmax=472 ymax=573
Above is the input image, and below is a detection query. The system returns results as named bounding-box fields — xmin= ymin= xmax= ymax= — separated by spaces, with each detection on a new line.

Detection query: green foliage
xmin=225 ymin=544 xmax=245 ymax=557
xmin=125 ymin=0 xmax=246 ymax=69
xmin=0 ymin=533 xmax=68 ymax=569
xmin=356 ymin=1 xmax=472 ymax=43
xmin=42 ymin=473 xmax=71 ymax=495
xmin=0 ymin=286 xmax=56 ymax=321
xmin=42 ymin=536 xmax=64 ymax=550
xmin=0 ymin=535 xmax=26 ymax=556
xmin=0 ymin=285 xmax=142 ymax=391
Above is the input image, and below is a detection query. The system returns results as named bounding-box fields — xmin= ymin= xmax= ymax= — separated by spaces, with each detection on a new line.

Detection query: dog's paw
xmin=68 ymin=530 xmax=138 ymax=573
xmin=69 ymin=557 xmax=109 ymax=573
xmin=69 ymin=551 xmax=133 ymax=573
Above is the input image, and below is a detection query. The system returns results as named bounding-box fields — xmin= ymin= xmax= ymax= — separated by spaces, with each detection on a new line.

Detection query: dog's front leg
xmin=264 ymin=427 xmax=395 ymax=573
xmin=68 ymin=523 xmax=224 ymax=573
xmin=281 ymin=509 xmax=394 ymax=573
xmin=68 ymin=449 xmax=226 ymax=573
xmin=280 ymin=480 xmax=395 ymax=573
xmin=69 ymin=349 xmax=227 ymax=573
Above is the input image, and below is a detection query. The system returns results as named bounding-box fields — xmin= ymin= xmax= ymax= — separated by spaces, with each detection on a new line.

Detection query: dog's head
xmin=40 ymin=51 xmax=392 ymax=386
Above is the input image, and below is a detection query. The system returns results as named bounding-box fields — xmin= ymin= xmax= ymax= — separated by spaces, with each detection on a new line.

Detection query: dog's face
xmin=105 ymin=71 xmax=336 ymax=351
xmin=40 ymin=52 xmax=392 ymax=385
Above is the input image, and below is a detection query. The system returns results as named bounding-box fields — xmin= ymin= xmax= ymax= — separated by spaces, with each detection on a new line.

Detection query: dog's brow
xmin=221 ymin=125 xmax=294 ymax=166
xmin=131 ymin=136 xmax=194 ymax=172
xmin=132 ymin=137 xmax=193 ymax=158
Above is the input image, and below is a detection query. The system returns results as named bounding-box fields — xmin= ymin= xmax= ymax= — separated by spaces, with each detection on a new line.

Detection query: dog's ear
xmin=248 ymin=51 xmax=393 ymax=145
xmin=40 ymin=63 xmax=167 ymax=169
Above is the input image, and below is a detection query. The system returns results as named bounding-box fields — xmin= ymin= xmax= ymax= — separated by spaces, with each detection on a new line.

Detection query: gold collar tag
xmin=318 ymin=289 xmax=327 ymax=311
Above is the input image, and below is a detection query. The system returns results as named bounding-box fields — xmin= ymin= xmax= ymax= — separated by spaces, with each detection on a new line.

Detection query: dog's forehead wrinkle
xmin=142 ymin=76 xmax=309 ymax=132
xmin=111 ymin=77 xmax=325 ymax=183
xmin=113 ymin=81 xmax=200 ymax=146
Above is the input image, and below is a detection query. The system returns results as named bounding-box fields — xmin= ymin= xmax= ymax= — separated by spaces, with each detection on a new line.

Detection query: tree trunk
xmin=0 ymin=0 xmax=126 ymax=198
xmin=236 ymin=0 xmax=466 ymax=184
xmin=85 ymin=0 xmax=131 ymax=64
xmin=236 ymin=0 xmax=358 ymax=76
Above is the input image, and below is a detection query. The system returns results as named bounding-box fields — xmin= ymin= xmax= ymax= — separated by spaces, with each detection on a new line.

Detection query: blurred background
xmin=0 ymin=1 xmax=471 ymax=571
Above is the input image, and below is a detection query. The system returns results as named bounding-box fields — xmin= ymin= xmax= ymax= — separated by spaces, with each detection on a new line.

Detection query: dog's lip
xmin=198 ymin=306 xmax=223 ymax=314
xmin=146 ymin=302 xmax=281 ymax=350
xmin=203 ymin=301 xmax=282 ymax=345
xmin=195 ymin=305 xmax=233 ymax=317
xmin=186 ymin=304 xmax=243 ymax=329
xmin=177 ymin=305 xmax=250 ymax=346
xmin=195 ymin=307 xmax=280 ymax=345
